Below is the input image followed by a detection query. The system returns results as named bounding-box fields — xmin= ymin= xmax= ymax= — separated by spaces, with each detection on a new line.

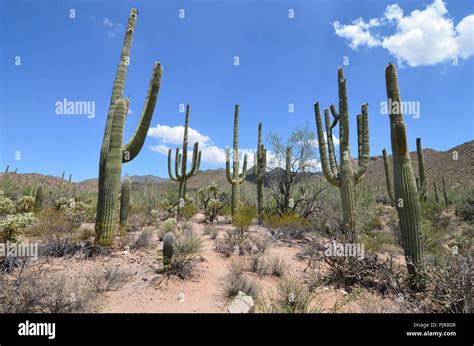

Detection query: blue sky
xmin=1 ymin=0 xmax=473 ymax=181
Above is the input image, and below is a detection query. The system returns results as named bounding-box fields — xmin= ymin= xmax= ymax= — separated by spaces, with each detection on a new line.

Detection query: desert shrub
xmin=299 ymin=235 xmax=406 ymax=295
xmin=264 ymin=213 xmax=310 ymax=241
xmin=127 ymin=213 xmax=146 ymax=233
xmin=215 ymin=228 xmax=252 ymax=256
xmin=181 ymin=203 xmax=198 ymax=219
xmin=248 ymin=254 xmax=268 ymax=276
xmin=232 ymin=204 xmax=256 ymax=232
xmin=0 ymin=264 xmax=94 ymax=313
xmin=455 ymin=196 xmax=474 ymax=222
xmin=422 ymin=240 xmax=472 ymax=313
xmin=224 ymin=258 xmax=260 ymax=299
xmin=359 ymin=230 xmax=397 ymax=253
xmin=160 ymin=229 xmax=203 ymax=279
xmin=131 ymin=229 xmax=154 ymax=249
xmin=259 ymin=277 xmax=317 ymax=313
xmin=203 ymin=224 xmax=219 ymax=239
xmin=85 ymin=265 xmax=129 ymax=293
xmin=270 ymin=256 xmax=286 ymax=277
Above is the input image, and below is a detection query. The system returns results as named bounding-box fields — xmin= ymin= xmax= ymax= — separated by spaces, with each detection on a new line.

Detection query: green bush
xmin=232 ymin=204 xmax=256 ymax=232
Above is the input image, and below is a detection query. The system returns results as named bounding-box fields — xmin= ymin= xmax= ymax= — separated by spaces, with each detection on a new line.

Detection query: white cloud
xmin=103 ymin=18 xmax=113 ymax=27
xmin=148 ymin=124 xmax=210 ymax=145
xmin=333 ymin=0 xmax=474 ymax=67
xmin=311 ymin=133 xmax=340 ymax=147
xmin=333 ymin=18 xmax=381 ymax=50
xmin=127 ymin=109 xmax=134 ymax=115
xmin=147 ymin=123 xmax=252 ymax=166
xmin=149 ymin=144 xmax=169 ymax=155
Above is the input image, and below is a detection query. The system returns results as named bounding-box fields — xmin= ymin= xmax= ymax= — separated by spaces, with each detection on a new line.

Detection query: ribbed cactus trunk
xmin=35 ymin=184 xmax=44 ymax=210
xmin=226 ymin=105 xmax=248 ymax=217
xmin=254 ymin=123 xmax=267 ymax=224
xmin=382 ymin=63 xmax=424 ymax=279
xmin=167 ymin=104 xmax=201 ymax=215
xmin=283 ymin=146 xmax=292 ymax=214
xmin=120 ymin=177 xmax=131 ymax=228
xmin=314 ymin=67 xmax=370 ymax=242
xmin=442 ymin=177 xmax=449 ymax=206
xmin=95 ymin=8 xmax=162 ymax=245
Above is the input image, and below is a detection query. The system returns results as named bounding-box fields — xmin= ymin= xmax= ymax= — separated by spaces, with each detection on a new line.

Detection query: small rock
xmin=339 ymin=290 xmax=348 ymax=295
xmin=228 ymin=291 xmax=254 ymax=313
xmin=250 ymin=245 xmax=259 ymax=254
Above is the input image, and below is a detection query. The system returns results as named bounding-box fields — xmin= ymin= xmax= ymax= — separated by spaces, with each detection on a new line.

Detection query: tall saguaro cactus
xmin=120 ymin=177 xmax=131 ymax=228
xmin=226 ymin=105 xmax=248 ymax=216
xmin=167 ymin=104 xmax=201 ymax=211
xmin=314 ymin=67 xmax=370 ymax=242
xmin=254 ymin=123 xmax=267 ymax=224
xmin=95 ymin=8 xmax=163 ymax=245
xmin=381 ymin=62 xmax=424 ymax=279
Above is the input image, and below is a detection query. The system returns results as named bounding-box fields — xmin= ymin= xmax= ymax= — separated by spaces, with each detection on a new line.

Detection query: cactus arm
xmin=416 ymin=138 xmax=427 ymax=199
xmin=188 ymin=142 xmax=201 ymax=176
xmin=167 ymin=149 xmax=179 ymax=181
xmin=355 ymin=104 xmax=370 ymax=182
xmin=122 ymin=62 xmax=163 ymax=163
xmin=324 ymin=108 xmax=339 ymax=177
xmin=382 ymin=148 xmax=395 ymax=203
xmin=225 ymin=147 xmax=234 ymax=184
xmin=314 ymin=103 xmax=340 ymax=187
xmin=238 ymin=153 xmax=248 ymax=182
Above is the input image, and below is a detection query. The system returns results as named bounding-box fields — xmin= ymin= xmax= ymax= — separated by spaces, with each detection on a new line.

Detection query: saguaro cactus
xmin=163 ymin=232 xmax=175 ymax=267
xmin=95 ymin=8 xmax=163 ymax=245
xmin=35 ymin=184 xmax=44 ymax=210
xmin=433 ymin=181 xmax=440 ymax=203
xmin=314 ymin=67 xmax=370 ymax=242
xmin=381 ymin=62 xmax=424 ymax=279
xmin=442 ymin=177 xmax=449 ymax=206
xmin=167 ymin=104 xmax=201 ymax=212
xmin=254 ymin=123 xmax=267 ymax=224
xmin=226 ymin=105 xmax=248 ymax=216
xmin=120 ymin=177 xmax=131 ymax=228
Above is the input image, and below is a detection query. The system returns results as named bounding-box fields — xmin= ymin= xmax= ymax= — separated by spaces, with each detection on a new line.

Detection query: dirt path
xmin=97 ymin=221 xmax=229 ymax=313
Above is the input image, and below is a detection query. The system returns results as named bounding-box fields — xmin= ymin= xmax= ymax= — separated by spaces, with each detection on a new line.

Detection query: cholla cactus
xmin=199 ymin=183 xmax=228 ymax=222
xmin=163 ymin=217 xmax=178 ymax=234
xmin=54 ymin=198 xmax=92 ymax=227
xmin=16 ymin=196 xmax=35 ymax=213
xmin=0 ymin=212 xmax=37 ymax=243
xmin=0 ymin=192 xmax=15 ymax=216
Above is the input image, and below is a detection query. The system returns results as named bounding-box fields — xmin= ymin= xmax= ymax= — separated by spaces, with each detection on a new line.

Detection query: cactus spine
xmin=95 ymin=8 xmax=163 ymax=245
xmin=314 ymin=67 xmax=370 ymax=242
xmin=254 ymin=123 xmax=266 ymax=224
xmin=163 ymin=232 xmax=175 ymax=267
xmin=120 ymin=177 xmax=131 ymax=228
xmin=167 ymin=104 xmax=201 ymax=212
xmin=225 ymin=105 xmax=248 ymax=216
xmin=382 ymin=63 xmax=424 ymax=278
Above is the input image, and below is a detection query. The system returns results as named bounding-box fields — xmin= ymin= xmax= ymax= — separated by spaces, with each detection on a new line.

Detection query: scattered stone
xmin=228 ymin=291 xmax=254 ymax=313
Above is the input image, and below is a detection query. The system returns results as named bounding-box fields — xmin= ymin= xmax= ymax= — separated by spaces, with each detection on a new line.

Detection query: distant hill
xmin=2 ymin=141 xmax=472 ymax=194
